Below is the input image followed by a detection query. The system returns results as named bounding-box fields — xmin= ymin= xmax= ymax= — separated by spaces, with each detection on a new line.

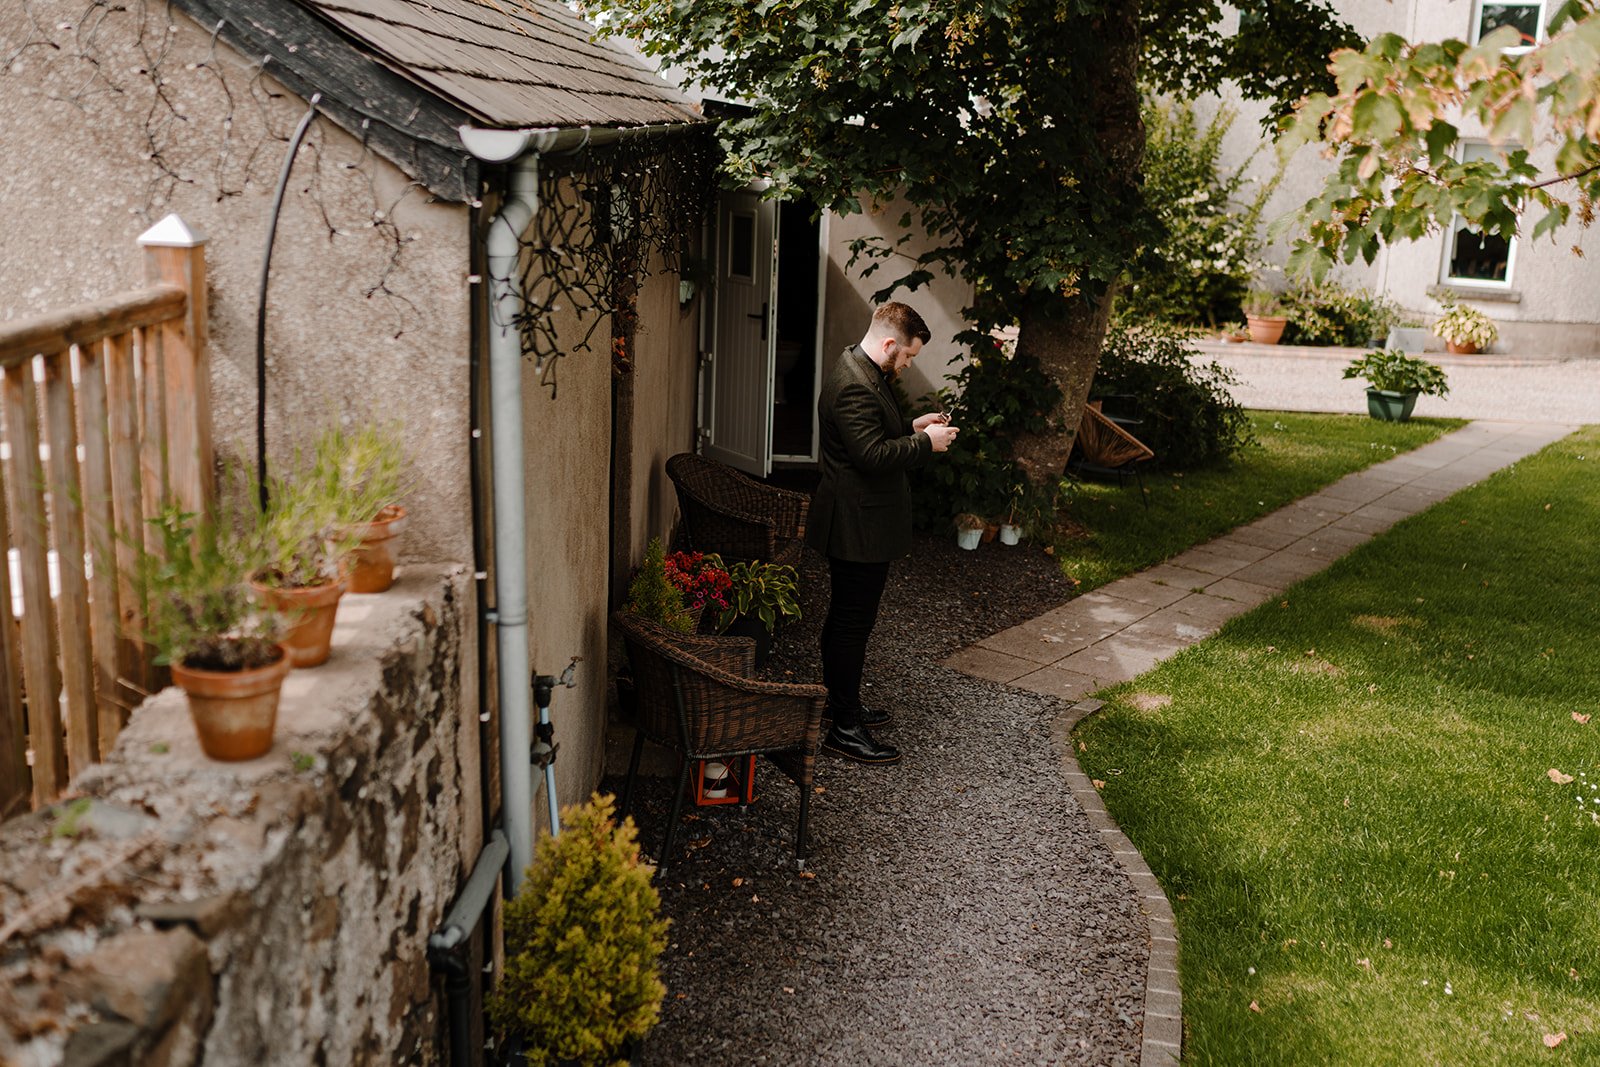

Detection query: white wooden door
xmin=704 ymin=189 xmax=777 ymax=476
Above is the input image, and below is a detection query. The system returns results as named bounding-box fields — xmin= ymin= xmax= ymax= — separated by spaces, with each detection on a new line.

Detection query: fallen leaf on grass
xmin=1574 ymin=713 xmax=1591 ymax=725
xmin=1092 ymin=779 xmax=1107 ymax=790
xmin=1357 ymin=958 xmax=1371 ymax=970
xmin=1549 ymin=769 xmax=1575 ymax=785
xmin=1544 ymin=1032 xmax=1566 ymax=1049
xmin=1249 ymin=1001 xmax=1262 ymax=1013
xmin=1078 ymin=741 xmax=1087 ymax=752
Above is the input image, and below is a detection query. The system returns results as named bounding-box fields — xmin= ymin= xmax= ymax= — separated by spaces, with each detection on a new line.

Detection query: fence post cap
xmin=137 ymin=214 xmax=207 ymax=248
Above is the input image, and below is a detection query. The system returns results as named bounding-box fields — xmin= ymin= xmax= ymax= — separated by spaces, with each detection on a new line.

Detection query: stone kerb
xmin=0 ymin=567 xmax=478 ymax=1067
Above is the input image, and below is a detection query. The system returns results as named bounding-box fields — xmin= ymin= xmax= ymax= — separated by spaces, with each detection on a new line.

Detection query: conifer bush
xmin=489 ymin=794 xmax=669 ymax=1067
xmin=623 ymin=537 xmax=693 ymax=633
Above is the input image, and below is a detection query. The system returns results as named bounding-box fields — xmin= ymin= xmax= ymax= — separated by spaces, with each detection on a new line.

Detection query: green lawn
xmin=1058 ymin=411 xmax=1462 ymax=591
xmin=1074 ymin=425 xmax=1600 ymax=1064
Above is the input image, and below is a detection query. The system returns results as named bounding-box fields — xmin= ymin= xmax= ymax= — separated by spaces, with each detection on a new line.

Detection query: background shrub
xmin=1091 ymin=325 xmax=1253 ymax=470
xmin=912 ymin=337 xmax=1064 ymax=527
xmin=1279 ymin=281 xmax=1409 ymax=346
xmin=1114 ymin=96 xmax=1279 ymax=328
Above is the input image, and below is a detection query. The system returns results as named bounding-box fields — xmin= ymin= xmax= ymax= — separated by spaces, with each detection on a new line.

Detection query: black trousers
xmin=819 ymin=557 xmax=891 ymax=728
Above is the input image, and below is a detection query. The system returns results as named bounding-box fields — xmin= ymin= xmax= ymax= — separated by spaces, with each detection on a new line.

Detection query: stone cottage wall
xmin=0 ymin=568 xmax=480 ymax=1066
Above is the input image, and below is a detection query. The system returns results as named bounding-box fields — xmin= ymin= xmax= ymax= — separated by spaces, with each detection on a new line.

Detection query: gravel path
xmin=1192 ymin=340 xmax=1600 ymax=424
xmin=608 ymin=534 xmax=1148 ymax=1066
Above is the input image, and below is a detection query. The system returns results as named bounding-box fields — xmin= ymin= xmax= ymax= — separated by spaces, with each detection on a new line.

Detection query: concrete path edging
xmin=946 ymin=418 xmax=1579 ymax=1065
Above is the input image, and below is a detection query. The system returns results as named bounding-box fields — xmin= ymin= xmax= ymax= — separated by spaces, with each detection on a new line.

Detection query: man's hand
xmin=924 ymin=423 xmax=959 ymax=452
xmin=912 ymin=411 xmax=950 ymax=433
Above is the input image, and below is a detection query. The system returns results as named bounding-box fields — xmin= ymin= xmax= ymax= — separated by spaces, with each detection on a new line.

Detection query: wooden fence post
xmin=138 ymin=215 xmax=212 ymax=514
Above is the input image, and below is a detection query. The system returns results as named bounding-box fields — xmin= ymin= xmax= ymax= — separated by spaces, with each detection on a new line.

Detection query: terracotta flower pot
xmin=980 ymin=522 xmax=999 ymax=544
xmin=172 ymin=646 xmax=292 ymax=761
xmin=252 ymin=578 xmax=348 ymax=668
xmin=344 ymin=505 xmax=409 ymax=594
xmin=1245 ymin=314 xmax=1288 ymax=345
xmin=1445 ymin=340 xmax=1479 ymax=355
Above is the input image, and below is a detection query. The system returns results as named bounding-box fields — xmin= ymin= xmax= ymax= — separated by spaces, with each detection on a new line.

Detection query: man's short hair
xmin=870 ymin=302 xmax=931 ymax=346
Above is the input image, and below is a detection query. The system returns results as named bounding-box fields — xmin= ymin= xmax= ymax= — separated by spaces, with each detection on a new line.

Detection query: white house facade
xmin=1216 ymin=0 xmax=1600 ymax=357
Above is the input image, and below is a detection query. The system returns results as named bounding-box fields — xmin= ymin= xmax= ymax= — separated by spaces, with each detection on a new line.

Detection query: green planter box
xmin=1366 ymin=388 xmax=1418 ymax=422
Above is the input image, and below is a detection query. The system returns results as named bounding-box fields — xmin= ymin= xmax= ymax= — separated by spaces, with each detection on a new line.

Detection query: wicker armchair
xmin=665 ymin=452 xmax=810 ymax=567
xmin=614 ymin=611 xmax=827 ymax=871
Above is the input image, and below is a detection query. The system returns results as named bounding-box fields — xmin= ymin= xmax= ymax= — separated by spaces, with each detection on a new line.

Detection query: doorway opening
xmin=772 ymin=198 xmax=821 ymax=461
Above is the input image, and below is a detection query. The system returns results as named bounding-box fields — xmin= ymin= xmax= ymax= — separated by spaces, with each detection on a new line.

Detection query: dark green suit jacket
xmin=806 ymin=345 xmax=932 ymax=562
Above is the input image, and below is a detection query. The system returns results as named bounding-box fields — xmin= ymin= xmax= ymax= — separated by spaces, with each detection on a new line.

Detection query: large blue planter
xmin=1366 ymin=389 xmax=1418 ymax=422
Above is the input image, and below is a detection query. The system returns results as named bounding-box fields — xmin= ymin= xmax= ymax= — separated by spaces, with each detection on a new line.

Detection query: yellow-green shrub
xmin=489 ymin=794 xmax=669 ymax=1066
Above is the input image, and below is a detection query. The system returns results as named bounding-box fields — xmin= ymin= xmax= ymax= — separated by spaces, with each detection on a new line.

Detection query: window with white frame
xmin=1473 ymin=1 xmax=1545 ymax=51
xmin=1442 ymin=143 xmax=1516 ymax=287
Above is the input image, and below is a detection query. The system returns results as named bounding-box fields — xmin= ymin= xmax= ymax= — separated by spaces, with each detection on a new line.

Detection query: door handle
xmin=746 ymin=301 xmax=768 ymax=341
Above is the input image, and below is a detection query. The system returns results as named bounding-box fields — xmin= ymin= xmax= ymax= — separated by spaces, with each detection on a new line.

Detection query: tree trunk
xmin=1010 ymin=288 xmax=1116 ymax=484
xmin=1011 ymin=1 xmax=1144 ymax=489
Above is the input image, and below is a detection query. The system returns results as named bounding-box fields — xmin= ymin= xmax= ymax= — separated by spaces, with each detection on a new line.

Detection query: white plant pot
xmin=956 ymin=527 xmax=982 ymax=551
xmin=999 ymin=524 xmax=1022 ymax=545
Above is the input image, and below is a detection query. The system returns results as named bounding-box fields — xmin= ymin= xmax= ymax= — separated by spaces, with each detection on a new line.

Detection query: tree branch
xmin=1529 ymin=161 xmax=1600 ymax=190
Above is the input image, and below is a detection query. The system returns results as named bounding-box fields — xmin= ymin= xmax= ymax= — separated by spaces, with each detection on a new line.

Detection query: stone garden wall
xmin=0 ymin=567 xmax=481 ymax=1067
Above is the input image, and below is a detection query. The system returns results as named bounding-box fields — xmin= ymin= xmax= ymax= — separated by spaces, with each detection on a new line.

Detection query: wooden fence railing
xmin=0 ymin=214 xmax=212 ymax=819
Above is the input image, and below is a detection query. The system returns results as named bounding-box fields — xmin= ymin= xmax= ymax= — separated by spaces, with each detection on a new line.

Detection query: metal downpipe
xmin=486 ymin=155 xmax=540 ymax=893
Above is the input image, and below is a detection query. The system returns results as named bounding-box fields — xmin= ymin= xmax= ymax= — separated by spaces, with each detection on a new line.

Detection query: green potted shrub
xmin=316 ymin=420 xmax=412 ymax=594
xmin=1242 ymin=290 xmax=1287 ymax=344
xmin=714 ymin=559 xmax=801 ymax=666
xmin=250 ymin=447 xmax=363 ymax=668
xmin=137 ymin=502 xmax=288 ymax=761
xmin=1432 ymin=302 xmax=1498 ymax=354
xmin=622 ymin=537 xmax=695 ymax=633
xmin=489 ymin=793 xmax=669 ymax=1067
xmin=1342 ymin=349 xmax=1450 ymax=422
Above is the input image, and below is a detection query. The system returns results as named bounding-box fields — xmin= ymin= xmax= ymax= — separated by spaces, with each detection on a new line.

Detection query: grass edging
xmin=1054 ymin=699 xmax=1183 ymax=1066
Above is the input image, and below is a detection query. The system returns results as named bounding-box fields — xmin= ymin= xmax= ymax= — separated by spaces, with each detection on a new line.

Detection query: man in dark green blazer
xmin=807 ymin=303 xmax=958 ymax=763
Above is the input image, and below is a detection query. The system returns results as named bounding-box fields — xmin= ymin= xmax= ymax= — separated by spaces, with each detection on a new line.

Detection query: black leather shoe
xmin=860 ymin=705 xmax=891 ymax=727
xmin=822 ymin=721 xmax=901 ymax=764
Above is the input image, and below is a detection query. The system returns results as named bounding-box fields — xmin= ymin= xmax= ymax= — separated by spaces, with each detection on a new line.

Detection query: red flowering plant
xmin=663 ymin=550 xmax=732 ymax=616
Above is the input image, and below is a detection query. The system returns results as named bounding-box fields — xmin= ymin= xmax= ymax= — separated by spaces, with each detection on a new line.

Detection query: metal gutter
xmin=460 ymin=119 xmax=704 ymax=894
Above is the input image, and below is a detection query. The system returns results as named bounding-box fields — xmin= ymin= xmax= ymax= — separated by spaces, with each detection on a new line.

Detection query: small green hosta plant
xmin=489 ymin=793 xmax=668 ymax=1067
xmin=1431 ymin=303 xmax=1498 ymax=349
xmin=716 ymin=559 xmax=801 ymax=634
xmin=1342 ymin=350 xmax=1450 ymax=397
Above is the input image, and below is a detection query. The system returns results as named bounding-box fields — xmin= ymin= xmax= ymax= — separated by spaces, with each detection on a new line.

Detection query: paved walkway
xmin=942 ymin=418 xmax=1578 ymax=1066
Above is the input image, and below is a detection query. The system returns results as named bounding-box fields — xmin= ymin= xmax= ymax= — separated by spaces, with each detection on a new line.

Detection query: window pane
xmin=728 ymin=213 xmax=755 ymax=280
xmin=1448 ymin=222 xmax=1511 ymax=283
xmin=1479 ymin=3 xmax=1542 ymax=46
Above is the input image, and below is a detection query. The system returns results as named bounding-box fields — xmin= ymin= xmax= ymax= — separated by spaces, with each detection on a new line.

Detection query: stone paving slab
xmin=941 ymin=418 xmax=1579 ymax=1066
